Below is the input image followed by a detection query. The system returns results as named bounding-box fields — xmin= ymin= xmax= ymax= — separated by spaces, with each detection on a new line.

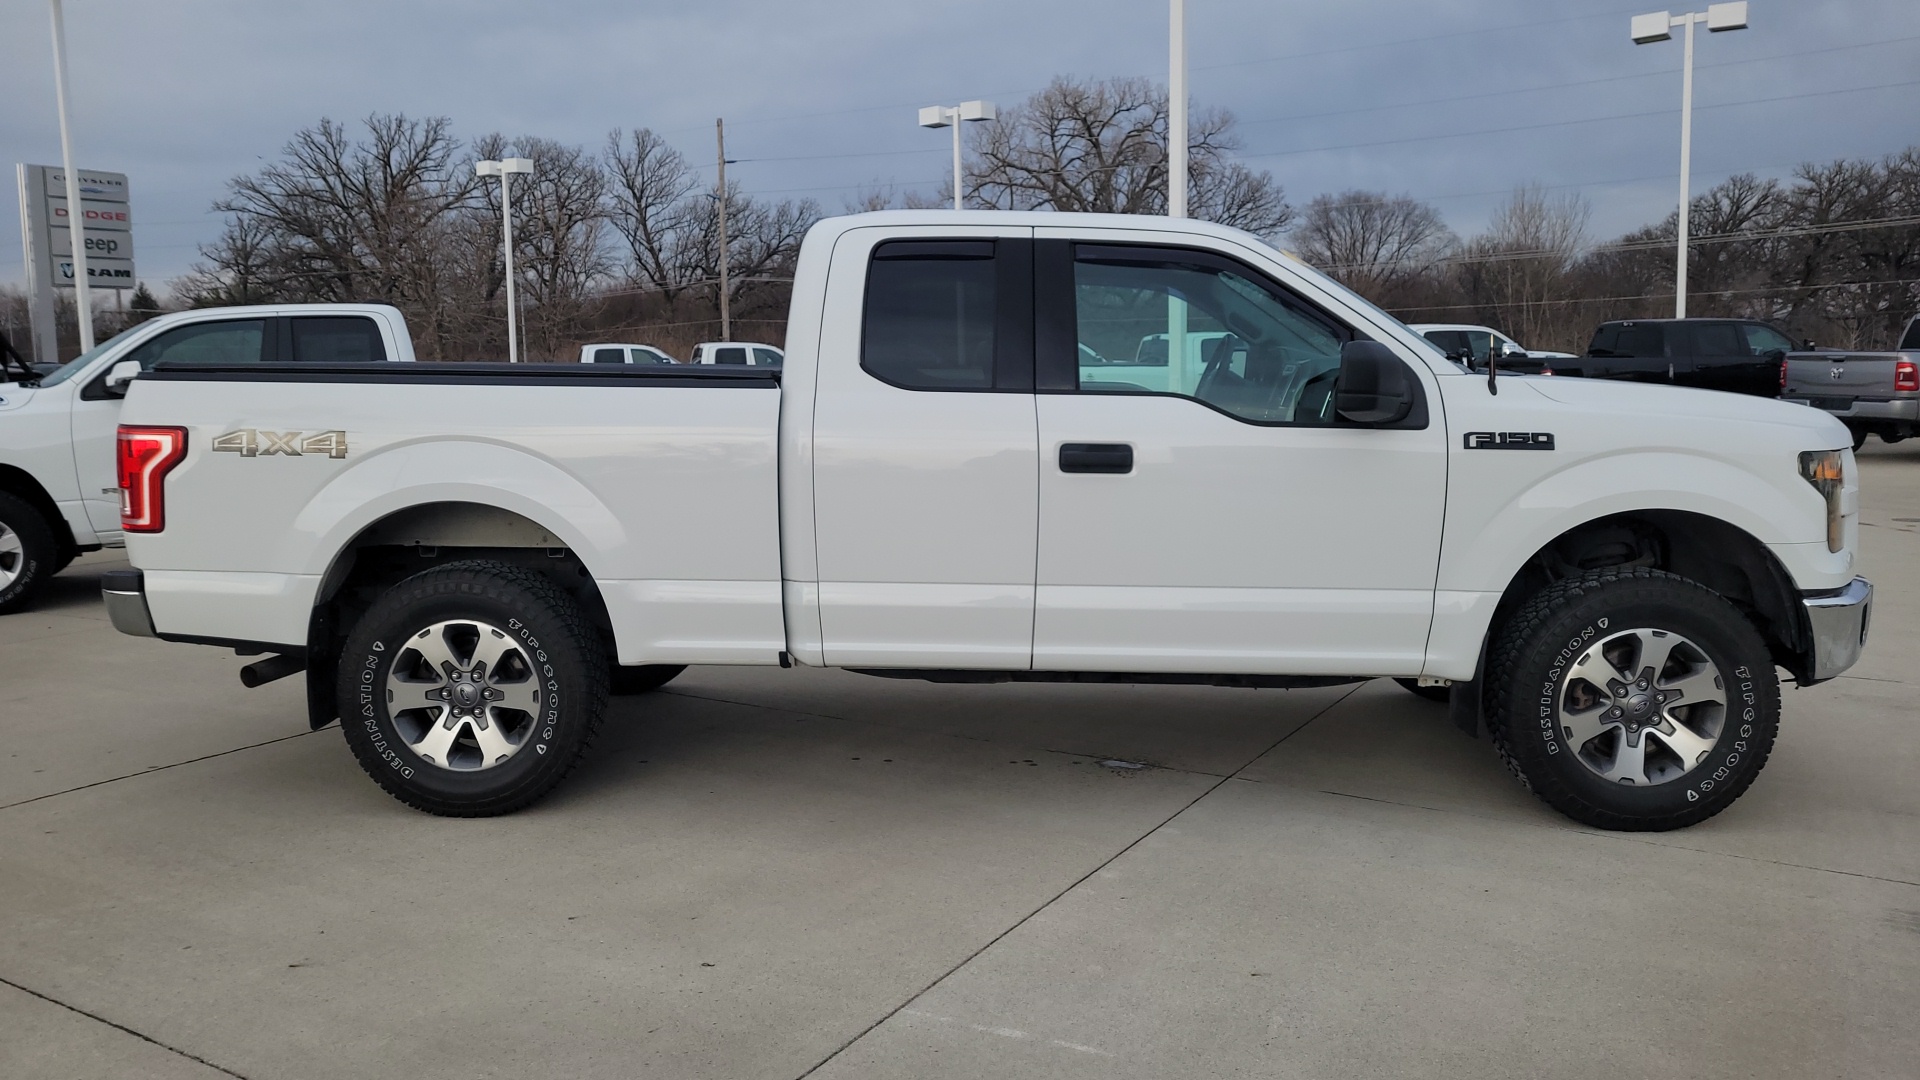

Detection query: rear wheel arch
xmin=305 ymin=501 xmax=620 ymax=730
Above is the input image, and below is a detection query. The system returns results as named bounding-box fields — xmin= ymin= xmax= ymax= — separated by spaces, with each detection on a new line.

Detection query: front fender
xmin=1439 ymin=447 xmax=1824 ymax=595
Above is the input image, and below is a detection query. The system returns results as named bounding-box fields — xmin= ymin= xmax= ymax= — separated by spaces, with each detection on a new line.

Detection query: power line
xmin=1384 ymin=276 xmax=1920 ymax=314
xmin=1240 ymin=78 xmax=1920 ymax=161
xmin=1317 ymin=215 xmax=1920 ymax=273
xmin=1233 ymin=34 xmax=1920 ymax=131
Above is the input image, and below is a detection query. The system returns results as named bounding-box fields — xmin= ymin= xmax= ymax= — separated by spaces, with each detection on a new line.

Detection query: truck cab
xmin=1569 ymin=318 xmax=1793 ymax=397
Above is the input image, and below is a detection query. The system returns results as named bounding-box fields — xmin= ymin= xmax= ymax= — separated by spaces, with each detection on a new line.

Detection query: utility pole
xmin=49 ymin=0 xmax=93 ymax=351
xmin=716 ymin=118 xmax=730 ymax=342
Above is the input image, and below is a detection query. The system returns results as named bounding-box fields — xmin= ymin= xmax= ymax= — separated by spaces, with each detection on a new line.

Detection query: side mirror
xmin=105 ymin=359 xmax=143 ymax=396
xmin=1336 ymin=341 xmax=1417 ymax=425
xmin=1500 ymin=342 xmax=1529 ymax=358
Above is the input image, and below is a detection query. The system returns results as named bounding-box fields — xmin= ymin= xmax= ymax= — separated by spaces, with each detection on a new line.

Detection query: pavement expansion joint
xmin=0 ymin=974 xmax=251 ymax=1079
xmin=789 ymin=682 xmax=1362 ymax=1079
xmin=0 ymin=727 xmax=329 ymax=814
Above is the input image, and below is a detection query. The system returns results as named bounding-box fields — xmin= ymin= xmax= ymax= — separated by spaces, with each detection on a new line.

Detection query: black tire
xmin=1847 ymin=424 xmax=1869 ymax=452
xmin=1487 ymin=567 xmax=1778 ymax=831
xmin=337 ymin=560 xmax=608 ymax=816
xmin=0 ymin=492 xmax=59 ymax=616
xmin=1392 ymin=677 xmax=1451 ymax=703
xmin=610 ymin=664 xmax=687 ymax=696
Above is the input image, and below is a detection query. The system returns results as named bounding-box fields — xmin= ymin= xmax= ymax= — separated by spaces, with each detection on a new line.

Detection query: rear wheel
xmin=1487 ymin=567 xmax=1778 ymax=831
xmin=337 ymin=560 xmax=608 ymax=816
xmin=1847 ymin=424 xmax=1869 ymax=451
xmin=0 ymin=492 xmax=58 ymax=616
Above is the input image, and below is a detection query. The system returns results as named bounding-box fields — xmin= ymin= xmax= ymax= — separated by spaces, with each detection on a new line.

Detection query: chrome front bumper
xmin=101 ymin=568 xmax=155 ymax=637
xmin=1803 ymin=576 xmax=1872 ymax=681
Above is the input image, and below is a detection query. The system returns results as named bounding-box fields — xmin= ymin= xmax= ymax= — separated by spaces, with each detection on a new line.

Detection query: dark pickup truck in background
xmin=1553 ymin=318 xmax=1795 ymax=397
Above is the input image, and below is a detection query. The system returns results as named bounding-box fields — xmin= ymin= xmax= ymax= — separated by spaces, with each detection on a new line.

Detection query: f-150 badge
xmin=1463 ymin=431 xmax=1554 ymax=450
xmin=211 ymin=429 xmax=349 ymax=459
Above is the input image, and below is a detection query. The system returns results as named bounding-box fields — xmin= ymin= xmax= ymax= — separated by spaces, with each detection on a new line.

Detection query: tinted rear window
xmin=591 ymin=348 xmax=626 ymax=364
xmin=862 ymin=240 xmax=997 ymax=390
xmin=1901 ymin=319 xmax=1920 ymax=350
xmin=1614 ymin=325 xmax=1663 ymax=357
xmin=1690 ymin=322 xmax=1743 ymax=356
xmin=290 ymin=317 xmax=386 ymax=362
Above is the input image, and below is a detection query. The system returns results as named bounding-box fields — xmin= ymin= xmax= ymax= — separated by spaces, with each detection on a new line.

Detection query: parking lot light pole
xmin=476 ymin=155 xmax=533 ymax=363
xmin=1169 ymin=0 xmax=1187 ymax=218
xmin=1632 ymin=2 xmax=1749 ymax=319
xmin=918 ymin=101 xmax=996 ymax=210
xmin=48 ymin=0 xmax=93 ymax=351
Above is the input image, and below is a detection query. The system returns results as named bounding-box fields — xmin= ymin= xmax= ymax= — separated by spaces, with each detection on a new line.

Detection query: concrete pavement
xmin=1 ymin=442 xmax=1915 ymax=1079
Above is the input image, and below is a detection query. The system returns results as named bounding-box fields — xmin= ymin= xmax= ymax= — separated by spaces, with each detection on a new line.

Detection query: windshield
xmin=32 ymin=325 xmax=145 ymax=388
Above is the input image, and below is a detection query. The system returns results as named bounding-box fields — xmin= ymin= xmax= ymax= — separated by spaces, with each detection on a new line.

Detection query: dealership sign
xmin=17 ymin=164 xmax=136 ymax=288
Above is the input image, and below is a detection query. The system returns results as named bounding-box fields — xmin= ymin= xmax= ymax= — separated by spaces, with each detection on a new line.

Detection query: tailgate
xmin=1784 ymin=354 xmax=1896 ymax=401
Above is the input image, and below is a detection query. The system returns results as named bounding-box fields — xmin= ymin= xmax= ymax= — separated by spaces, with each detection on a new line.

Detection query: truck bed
xmin=1782 ymin=350 xmax=1918 ymax=445
xmin=122 ymin=361 xmax=786 ymax=662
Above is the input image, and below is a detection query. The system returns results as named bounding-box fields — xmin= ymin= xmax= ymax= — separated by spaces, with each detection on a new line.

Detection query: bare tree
xmin=1291 ymin=190 xmax=1454 ymax=306
xmin=180 ymin=114 xmax=479 ymax=358
xmin=1451 ymin=185 xmax=1591 ymax=351
xmin=605 ymin=128 xmax=700 ymax=301
xmin=966 ymin=76 xmax=1292 ymax=237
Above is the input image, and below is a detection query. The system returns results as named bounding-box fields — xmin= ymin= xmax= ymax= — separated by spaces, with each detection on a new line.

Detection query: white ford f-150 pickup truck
xmin=104 ymin=212 xmax=1871 ymax=831
xmin=0 ymin=303 xmax=411 ymax=613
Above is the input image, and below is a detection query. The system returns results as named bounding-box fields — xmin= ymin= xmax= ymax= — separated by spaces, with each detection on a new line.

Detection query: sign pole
xmin=49 ymin=0 xmax=93 ymax=352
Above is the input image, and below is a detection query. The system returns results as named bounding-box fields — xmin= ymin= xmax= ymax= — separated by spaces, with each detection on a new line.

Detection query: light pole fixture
xmin=1169 ymin=0 xmax=1187 ymax=218
xmin=48 ymin=0 xmax=94 ymax=351
xmin=1632 ymin=1 xmax=1749 ymax=318
xmin=918 ymin=100 xmax=996 ymax=210
xmin=476 ymin=154 xmax=533 ymax=363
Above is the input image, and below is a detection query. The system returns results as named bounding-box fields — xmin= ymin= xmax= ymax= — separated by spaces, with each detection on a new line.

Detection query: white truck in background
xmin=688 ymin=341 xmax=783 ymax=367
xmin=105 ymin=212 xmax=1871 ymax=832
xmin=0 ymin=305 xmax=411 ymax=613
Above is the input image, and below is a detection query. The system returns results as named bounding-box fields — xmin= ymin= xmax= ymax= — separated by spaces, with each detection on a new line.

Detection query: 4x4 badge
xmin=211 ymin=429 xmax=349 ymax=459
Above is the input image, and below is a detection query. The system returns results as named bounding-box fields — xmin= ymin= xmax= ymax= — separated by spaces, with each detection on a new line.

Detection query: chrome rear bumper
xmin=1803 ymin=577 xmax=1872 ymax=681
xmin=101 ymin=568 xmax=155 ymax=637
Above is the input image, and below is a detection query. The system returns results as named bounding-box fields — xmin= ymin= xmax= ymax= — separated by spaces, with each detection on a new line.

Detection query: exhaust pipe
xmin=240 ymin=653 xmax=307 ymax=688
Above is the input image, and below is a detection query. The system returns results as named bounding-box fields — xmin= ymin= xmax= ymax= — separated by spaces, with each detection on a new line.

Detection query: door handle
xmin=1059 ymin=442 xmax=1133 ymax=474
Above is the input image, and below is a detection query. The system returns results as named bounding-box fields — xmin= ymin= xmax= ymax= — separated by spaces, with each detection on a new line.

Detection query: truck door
xmin=1028 ymin=234 xmax=1446 ymax=675
xmin=809 ymin=228 xmax=1038 ymax=667
xmin=1682 ymin=321 xmax=1753 ymax=394
xmin=1604 ymin=323 xmax=1677 ymax=383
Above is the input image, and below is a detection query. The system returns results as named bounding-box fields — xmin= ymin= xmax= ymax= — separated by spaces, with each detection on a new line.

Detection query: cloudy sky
xmin=3 ymin=0 xmax=1916 ymax=293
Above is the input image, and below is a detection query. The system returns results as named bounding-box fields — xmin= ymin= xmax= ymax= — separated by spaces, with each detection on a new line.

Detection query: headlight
xmin=1798 ymin=449 xmax=1845 ymax=553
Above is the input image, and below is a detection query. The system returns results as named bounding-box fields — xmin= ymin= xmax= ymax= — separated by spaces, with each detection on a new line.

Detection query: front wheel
xmin=0 ymin=492 xmax=58 ymax=615
xmin=1486 ymin=567 xmax=1778 ymax=831
xmin=338 ymin=560 xmax=608 ymax=816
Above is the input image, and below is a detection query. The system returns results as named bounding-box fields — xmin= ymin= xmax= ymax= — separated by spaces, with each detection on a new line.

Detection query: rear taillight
xmin=1896 ymin=360 xmax=1918 ymax=393
xmin=1779 ymin=357 xmax=1789 ymax=392
xmin=117 ymin=426 xmax=187 ymax=533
